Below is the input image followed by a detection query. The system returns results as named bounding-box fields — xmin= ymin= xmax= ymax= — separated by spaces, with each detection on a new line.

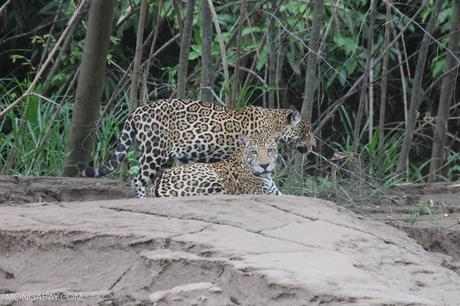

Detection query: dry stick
xmin=102 ymin=33 xmax=180 ymax=118
xmin=378 ymin=2 xmax=391 ymax=157
xmin=172 ymin=0 xmax=183 ymax=42
xmin=352 ymin=0 xmax=376 ymax=153
xmin=391 ymin=29 xmax=409 ymax=137
xmin=115 ymin=2 xmax=143 ymax=33
xmin=241 ymin=9 xmax=269 ymax=88
xmin=176 ymin=0 xmax=196 ymax=99
xmin=243 ymin=33 xmax=267 ymax=89
xmin=227 ymin=63 xmax=267 ymax=86
xmin=263 ymin=54 xmax=268 ymax=108
xmin=425 ymin=65 xmax=460 ymax=95
xmin=266 ymin=9 xmax=351 ymax=89
xmin=396 ymin=0 xmax=443 ymax=176
xmin=0 ymin=0 xmax=13 ymax=16
xmin=142 ymin=0 xmax=165 ymax=102
xmin=399 ymin=28 xmax=412 ymax=80
xmin=0 ymin=15 xmax=73 ymax=48
xmin=386 ymin=0 xmax=460 ymax=64
xmin=0 ymin=0 xmax=88 ymax=120
xmin=37 ymin=0 xmax=64 ymax=73
xmin=314 ymin=3 xmax=426 ymax=134
xmin=101 ymin=76 xmax=131 ymax=118
xmin=368 ymin=57 xmax=374 ymax=145
xmin=206 ymin=0 xmax=229 ymax=105
xmin=318 ymin=0 xmax=341 ymax=52
xmin=267 ymin=0 xmax=278 ymax=109
xmin=230 ymin=0 xmax=248 ymax=107
xmin=275 ymin=32 xmax=285 ymax=108
xmin=195 ymin=4 xmax=259 ymax=99
xmin=44 ymin=8 xmax=85 ymax=87
xmin=129 ymin=0 xmax=149 ymax=112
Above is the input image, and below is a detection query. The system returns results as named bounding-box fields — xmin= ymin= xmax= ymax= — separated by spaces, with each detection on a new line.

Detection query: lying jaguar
xmin=149 ymin=133 xmax=281 ymax=197
xmin=78 ymin=98 xmax=315 ymax=197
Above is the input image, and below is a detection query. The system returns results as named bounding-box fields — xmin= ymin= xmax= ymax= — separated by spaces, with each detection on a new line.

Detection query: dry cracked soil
xmin=0 ymin=176 xmax=459 ymax=306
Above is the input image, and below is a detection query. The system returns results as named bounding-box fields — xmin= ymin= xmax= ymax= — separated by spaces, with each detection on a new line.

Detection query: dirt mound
xmin=1 ymin=175 xmax=459 ymax=276
xmin=1 ymin=195 xmax=459 ymax=305
xmin=0 ymin=175 xmax=132 ymax=205
xmin=354 ymin=182 xmax=460 ymax=266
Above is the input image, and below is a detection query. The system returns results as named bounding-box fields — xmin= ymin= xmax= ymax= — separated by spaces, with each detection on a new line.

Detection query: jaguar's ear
xmin=287 ymin=110 xmax=301 ymax=126
xmin=237 ymin=134 xmax=248 ymax=146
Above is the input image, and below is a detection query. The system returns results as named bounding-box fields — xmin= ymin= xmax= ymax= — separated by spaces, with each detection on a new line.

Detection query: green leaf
xmin=242 ymin=26 xmax=262 ymax=36
xmin=256 ymin=48 xmax=268 ymax=71
xmin=334 ymin=36 xmax=356 ymax=53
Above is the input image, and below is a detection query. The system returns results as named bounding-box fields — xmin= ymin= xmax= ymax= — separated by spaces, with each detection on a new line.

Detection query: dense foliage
xmin=1 ymin=0 xmax=459 ymax=202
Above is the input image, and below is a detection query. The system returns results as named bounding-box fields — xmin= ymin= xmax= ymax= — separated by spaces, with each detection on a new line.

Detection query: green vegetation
xmin=1 ymin=0 xmax=459 ymax=200
xmin=406 ymin=201 xmax=434 ymax=225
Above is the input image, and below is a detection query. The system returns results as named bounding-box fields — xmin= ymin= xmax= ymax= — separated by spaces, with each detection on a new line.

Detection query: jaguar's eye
xmin=250 ymin=150 xmax=258 ymax=155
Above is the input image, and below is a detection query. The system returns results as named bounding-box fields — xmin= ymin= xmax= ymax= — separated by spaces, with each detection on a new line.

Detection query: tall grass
xmin=0 ymin=77 xmax=129 ymax=176
xmin=277 ymin=106 xmax=407 ymax=205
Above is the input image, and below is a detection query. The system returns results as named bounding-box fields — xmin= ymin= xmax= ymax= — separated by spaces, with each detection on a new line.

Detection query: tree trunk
xmin=176 ymin=0 xmax=196 ymax=99
xmin=172 ymin=0 xmax=183 ymax=43
xmin=396 ymin=0 xmax=443 ymax=175
xmin=428 ymin=0 xmax=460 ymax=182
xmin=230 ymin=0 xmax=248 ymax=107
xmin=267 ymin=0 xmax=278 ymax=109
xmin=289 ymin=0 xmax=323 ymax=190
xmin=129 ymin=0 xmax=149 ymax=112
xmin=62 ymin=0 xmax=116 ymax=177
xmin=301 ymin=0 xmax=323 ymax=121
xmin=200 ymin=0 xmax=213 ymax=102
xmin=352 ymin=0 xmax=376 ymax=153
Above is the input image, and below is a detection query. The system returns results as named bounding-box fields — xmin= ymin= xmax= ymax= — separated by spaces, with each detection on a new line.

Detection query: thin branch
xmin=314 ymin=2 xmax=426 ymax=134
xmin=206 ymin=0 xmax=230 ymax=104
xmin=129 ymin=0 xmax=149 ymax=111
xmin=0 ymin=0 xmax=14 ymax=17
xmin=0 ymin=0 xmax=88 ymax=120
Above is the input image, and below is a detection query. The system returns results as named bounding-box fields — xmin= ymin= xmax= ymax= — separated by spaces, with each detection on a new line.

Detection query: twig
xmin=0 ymin=16 xmax=73 ymax=47
xmin=206 ymin=0 xmax=229 ymax=104
xmin=230 ymin=0 xmax=247 ymax=107
xmin=314 ymin=3 xmax=426 ymax=134
xmin=0 ymin=0 xmax=13 ymax=17
xmin=129 ymin=0 xmax=149 ymax=111
xmin=142 ymin=0 xmax=165 ymax=102
xmin=385 ymin=0 xmax=460 ymax=64
xmin=0 ymin=0 xmax=88 ymax=120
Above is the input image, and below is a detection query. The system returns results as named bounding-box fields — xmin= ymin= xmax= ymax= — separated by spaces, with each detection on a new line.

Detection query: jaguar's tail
xmin=78 ymin=114 xmax=136 ymax=178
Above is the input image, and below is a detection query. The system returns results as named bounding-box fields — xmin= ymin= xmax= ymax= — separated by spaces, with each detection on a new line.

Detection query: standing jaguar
xmin=149 ymin=133 xmax=281 ymax=197
xmin=78 ymin=98 xmax=315 ymax=198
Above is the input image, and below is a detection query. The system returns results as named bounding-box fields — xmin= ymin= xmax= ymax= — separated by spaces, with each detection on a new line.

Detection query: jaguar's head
xmin=279 ymin=110 xmax=316 ymax=153
xmin=238 ymin=133 xmax=280 ymax=178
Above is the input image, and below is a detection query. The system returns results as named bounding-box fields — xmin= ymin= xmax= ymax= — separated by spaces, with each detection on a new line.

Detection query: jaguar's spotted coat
xmin=78 ymin=99 xmax=315 ymax=197
xmin=149 ymin=133 xmax=281 ymax=197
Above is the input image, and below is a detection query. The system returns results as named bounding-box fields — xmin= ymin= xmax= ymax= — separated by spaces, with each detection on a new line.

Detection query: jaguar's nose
xmin=259 ymin=163 xmax=270 ymax=170
xmin=297 ymin=145 xmax=309 ymax=153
